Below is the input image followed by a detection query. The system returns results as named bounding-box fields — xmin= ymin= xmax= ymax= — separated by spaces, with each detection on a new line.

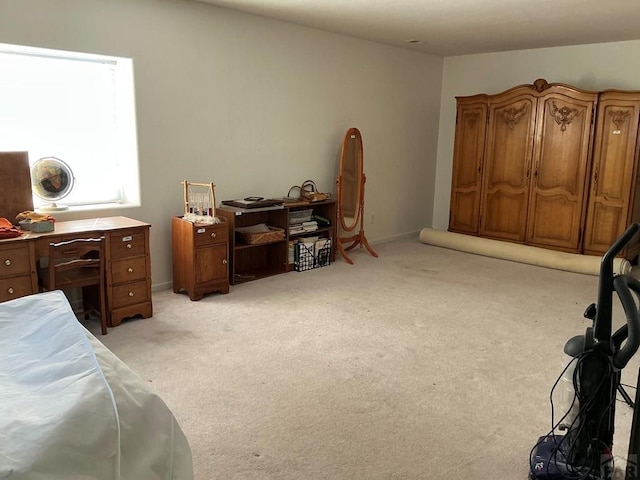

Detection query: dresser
xmin=0 ymin=216 xmax=152 ymax=327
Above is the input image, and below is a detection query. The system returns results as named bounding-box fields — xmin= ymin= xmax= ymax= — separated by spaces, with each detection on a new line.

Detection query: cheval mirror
xmin=336 ymin=127 xmax=378 ymax=264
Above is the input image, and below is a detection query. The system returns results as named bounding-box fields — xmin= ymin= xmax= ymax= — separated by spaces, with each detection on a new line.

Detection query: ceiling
xmin=194 ymin=0 xmax=640 ymax=56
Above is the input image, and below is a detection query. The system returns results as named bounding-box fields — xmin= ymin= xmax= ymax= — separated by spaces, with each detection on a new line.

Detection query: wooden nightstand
xmin=172 ymin=216 xmax=229 ymax=301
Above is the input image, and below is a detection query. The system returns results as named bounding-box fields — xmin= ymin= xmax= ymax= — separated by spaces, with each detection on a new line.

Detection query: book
xmin=313 ymin=214 xmax=331 ymax=226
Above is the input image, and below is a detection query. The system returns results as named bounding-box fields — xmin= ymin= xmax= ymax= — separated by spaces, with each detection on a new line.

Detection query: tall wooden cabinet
xmin=583 ymin=91 xmax=640 ymax=255
xmin=526 ymin=87 xmax=595 ymax=251
xmin=478 ymin=86 xmax=539 ymax=243
xmin=476 ymin=79 xmax=597 ymax=252
xmin=449 ymin=79 xmax=640 ymax=256
xmin=449 ymin=95 xmax=488 ymax=234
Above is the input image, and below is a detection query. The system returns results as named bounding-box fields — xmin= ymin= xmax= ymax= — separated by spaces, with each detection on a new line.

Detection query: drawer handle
xmin=7 ymin=287 xmax=13 ymax=294
xmin=4 ymin=259 xmax=10 ymax=266
xmin=210 ymin=232 xmax=216 ymax=238
xmin=128 ymin=267 xmax=134 ymax=273
xmin=126 ymin=244 xmax=132 ymax=249
xmin=128 ymin=291 xmax=134 ymax=297
xmin=223 ymin=259 xmax=227 ymax=264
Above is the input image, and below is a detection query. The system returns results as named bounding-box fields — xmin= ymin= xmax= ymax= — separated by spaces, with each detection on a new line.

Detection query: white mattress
xmin=0 ymin=290 xmax=193 ymax=480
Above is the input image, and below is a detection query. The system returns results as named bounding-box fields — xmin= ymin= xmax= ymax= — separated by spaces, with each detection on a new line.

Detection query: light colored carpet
xmin=87 ymin=236 xmax=639 ymax=480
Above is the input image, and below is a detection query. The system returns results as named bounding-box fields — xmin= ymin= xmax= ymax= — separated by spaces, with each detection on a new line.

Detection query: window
xmin=0 ymin=43 xmax=139 ymax=210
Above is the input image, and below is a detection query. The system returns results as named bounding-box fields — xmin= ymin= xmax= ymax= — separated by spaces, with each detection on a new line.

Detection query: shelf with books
xmin=218 ymin=200 xmax=336 ymax=284
xmin=286 ymin=200 xmax=336 ymax=272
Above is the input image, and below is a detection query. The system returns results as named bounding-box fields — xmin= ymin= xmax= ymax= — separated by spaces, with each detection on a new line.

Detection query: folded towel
xmin=0 ymin=217 xmax=22 ymax=239
xmin=235 ymin=223 xmax=272 ymax=234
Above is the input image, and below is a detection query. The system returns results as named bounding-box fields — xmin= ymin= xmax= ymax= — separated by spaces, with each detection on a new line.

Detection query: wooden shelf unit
xmin=217 ymin=200 xmax=336 ymax=285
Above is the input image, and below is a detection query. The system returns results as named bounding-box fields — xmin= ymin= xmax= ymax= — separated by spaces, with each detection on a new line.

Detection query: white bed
xmin=0 ymin=290 xmax=194 ymax=480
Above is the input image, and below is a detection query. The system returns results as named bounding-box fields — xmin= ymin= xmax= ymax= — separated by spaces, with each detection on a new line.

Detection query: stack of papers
xmin=302 ymin=221 xmax=318 ymax=232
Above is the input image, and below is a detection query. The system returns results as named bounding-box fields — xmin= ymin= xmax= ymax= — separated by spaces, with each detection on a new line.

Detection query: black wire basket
xmin=294 ymin=238 xmax=331 ymax=272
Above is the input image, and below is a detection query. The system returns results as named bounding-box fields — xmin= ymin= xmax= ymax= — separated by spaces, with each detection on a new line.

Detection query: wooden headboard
xmin=0 ymin=152 xmax=34 ymax=224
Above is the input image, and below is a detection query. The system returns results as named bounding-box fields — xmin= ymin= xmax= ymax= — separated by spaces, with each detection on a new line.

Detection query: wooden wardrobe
xmin=449 ymin=79 xmax=640 ymax=256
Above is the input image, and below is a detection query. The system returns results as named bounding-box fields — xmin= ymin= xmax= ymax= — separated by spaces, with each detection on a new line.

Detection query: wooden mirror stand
xmin=336 ymin=127 xmax=378 ymax=264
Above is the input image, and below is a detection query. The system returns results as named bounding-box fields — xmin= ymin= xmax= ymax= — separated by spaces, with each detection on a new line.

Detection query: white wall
xmin=0 ymin=0 xmax=443 ymax=288
xmin=433 ymin=39 xmax=640 ymax=230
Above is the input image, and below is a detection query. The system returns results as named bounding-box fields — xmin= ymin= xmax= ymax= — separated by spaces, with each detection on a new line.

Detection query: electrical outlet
xmin=370 ymin=213 xmax=375 ymax=225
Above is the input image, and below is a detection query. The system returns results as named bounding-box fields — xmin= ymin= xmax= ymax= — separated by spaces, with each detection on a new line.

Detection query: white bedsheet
xmin=0 ymin=291 xmax=193 ymax=480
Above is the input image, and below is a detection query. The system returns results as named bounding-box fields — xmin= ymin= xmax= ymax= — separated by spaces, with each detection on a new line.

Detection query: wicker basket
xmin=236 ymin=226 xmax=285 ymax=245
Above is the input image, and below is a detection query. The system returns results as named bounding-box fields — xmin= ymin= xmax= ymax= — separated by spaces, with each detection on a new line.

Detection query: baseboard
xmin=152 ymin=281 xmax=173 ymax=292
xmin=369 ymin=230 xmax=421 ymax=245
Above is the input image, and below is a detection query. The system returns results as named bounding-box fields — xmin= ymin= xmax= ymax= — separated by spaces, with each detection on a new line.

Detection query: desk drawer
xmin=109 ymin=230 xmax=147 ymax=259
xmin=111 ymin=257 xmax=148 ymax=284
xmin=0 ymin=245 xmax=31 ymax=277
xmin=193 ymin=224 xmax=227 ymax=247
xmin=111 ymin=280 xmax=150 ymax=309
xmin=0 ymin=275 xmax=34 ymax=302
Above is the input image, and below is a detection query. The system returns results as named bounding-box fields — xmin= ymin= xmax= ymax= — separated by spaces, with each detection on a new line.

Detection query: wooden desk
xmin=0 ymin=216 xmax=152 ymax=327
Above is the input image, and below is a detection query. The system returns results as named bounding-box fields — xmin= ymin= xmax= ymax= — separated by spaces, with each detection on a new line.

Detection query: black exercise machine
xmin=529 ymin=223 xmax=640 ymax=480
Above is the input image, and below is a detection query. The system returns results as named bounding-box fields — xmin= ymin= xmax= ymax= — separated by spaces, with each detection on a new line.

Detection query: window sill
xmin=35 ymin=201 xmax=140 ymax=218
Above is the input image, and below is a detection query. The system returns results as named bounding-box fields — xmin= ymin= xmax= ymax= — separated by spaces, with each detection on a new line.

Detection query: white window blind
xmin=0 ymin=43 xmax=139 ymax=208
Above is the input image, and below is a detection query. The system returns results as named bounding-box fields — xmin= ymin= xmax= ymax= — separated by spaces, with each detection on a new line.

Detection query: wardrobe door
xmin=583 ymin=91 xmax=640 ymax=255
xmin=479 ymin=90 xmax=537 ymax=242
xmin=449 ymin=96 xmax=488 ymax=234
xmin=526 ymin=89 xmax=597 ymax=252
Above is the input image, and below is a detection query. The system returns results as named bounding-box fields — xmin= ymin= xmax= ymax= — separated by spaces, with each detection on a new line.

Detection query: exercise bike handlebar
xmin=595 ymin=222 xmax=640 ymax=352
xmin=612 ymin=275 xmax=640 ymax=369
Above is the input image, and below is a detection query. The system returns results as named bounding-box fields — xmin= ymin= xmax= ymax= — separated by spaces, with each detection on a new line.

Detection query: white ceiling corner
xmin=192 ymin=0 xmax=640 ymax=56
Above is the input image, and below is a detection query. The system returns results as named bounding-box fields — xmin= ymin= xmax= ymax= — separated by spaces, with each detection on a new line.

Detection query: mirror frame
xmin=335 ymin=127 xmax=378 ymax=264
xmin=337 ymin=127 xmax=363 ymax=232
